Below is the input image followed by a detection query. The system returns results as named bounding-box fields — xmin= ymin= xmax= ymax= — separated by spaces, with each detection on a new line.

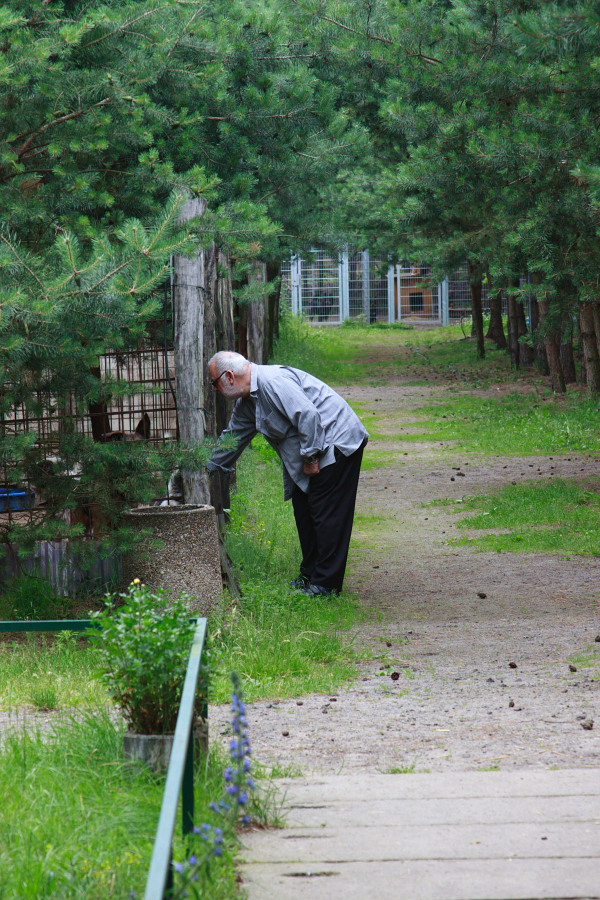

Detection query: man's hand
xmin=303 ymin=459 xmax=321 ymax=477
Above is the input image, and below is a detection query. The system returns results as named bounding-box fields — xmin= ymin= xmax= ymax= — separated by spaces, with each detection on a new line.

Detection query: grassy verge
xmin=399 ymin=392 xmax=600 ymax=455
xmin=433 ymin=477 xmax=600 ymax=557
xmin=0 ymin=632 xmax=105 ymax=710
xmin=0 ymin=437 xmax=367 ymax=714
xmin=211 ymin=435 xmax=367 ymax=703
xmin=273 ymin=315 xmax=516 ymax=386
xmin=0 ymin=712 xmax=238 ymax=900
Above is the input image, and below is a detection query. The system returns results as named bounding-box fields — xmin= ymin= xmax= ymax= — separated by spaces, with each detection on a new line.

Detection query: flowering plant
xmin=89 ymin=581 xmax=200 ymax=734
xmin=171 ymin=673 xmax=254 ymax=898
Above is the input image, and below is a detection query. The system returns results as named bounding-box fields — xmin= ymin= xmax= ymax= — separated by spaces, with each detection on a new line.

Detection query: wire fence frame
xmin=282 ymin=251 xmax=504 ymax=326
xmin=0 ymin=279 xmax=179 ymax=593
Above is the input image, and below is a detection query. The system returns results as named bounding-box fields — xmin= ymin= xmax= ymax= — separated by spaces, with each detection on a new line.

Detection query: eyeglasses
xmin=211 ymin=370 xmax=228 ymax=389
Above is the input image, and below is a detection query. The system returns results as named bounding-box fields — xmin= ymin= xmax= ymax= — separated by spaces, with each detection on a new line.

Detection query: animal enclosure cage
xmin=282 ymin=251 xmax=500 ymax=325
xmin=0 ymin=283 xmax=179 ymax=592
xmin=396 ymin=263 xmax=440 ymax=321
xmin=282 ymin=250 xmax=394 ymax=324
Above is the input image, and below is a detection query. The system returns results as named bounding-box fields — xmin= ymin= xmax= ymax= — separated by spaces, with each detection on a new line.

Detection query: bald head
xmin=208 ymin=351 xmax=252 ymax=399
xmin=208 ymin=351 xmax=250 ymax=376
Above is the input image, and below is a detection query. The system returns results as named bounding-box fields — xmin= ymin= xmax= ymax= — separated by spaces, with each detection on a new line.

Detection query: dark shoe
xmin=297 ymin=582 xmax=337 ymax=597
xmin=290 ymin=574 xmax=311 ymax=590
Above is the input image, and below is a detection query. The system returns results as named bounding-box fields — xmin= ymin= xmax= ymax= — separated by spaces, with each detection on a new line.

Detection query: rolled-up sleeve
xmin=207 ymin=399 xmax=257 ymax=473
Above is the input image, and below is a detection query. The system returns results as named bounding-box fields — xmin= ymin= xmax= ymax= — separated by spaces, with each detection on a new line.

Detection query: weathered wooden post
xmin=247 ymin=261 xmax=269 ymax=363
xmin=173 ymin=198 xmax=210 ymax=504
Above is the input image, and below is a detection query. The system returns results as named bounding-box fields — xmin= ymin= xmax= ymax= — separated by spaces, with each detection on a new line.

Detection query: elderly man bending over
xmin=207 ymin=351 xmax=368 ymax=597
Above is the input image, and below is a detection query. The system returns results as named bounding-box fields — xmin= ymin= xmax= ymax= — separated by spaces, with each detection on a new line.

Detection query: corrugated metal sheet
xmin=0 ymin=541 xmax=121 ymax=596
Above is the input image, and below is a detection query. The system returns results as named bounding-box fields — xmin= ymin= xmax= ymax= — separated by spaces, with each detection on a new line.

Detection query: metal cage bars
xmin=282 ymin=252 xmax=496 ymax=325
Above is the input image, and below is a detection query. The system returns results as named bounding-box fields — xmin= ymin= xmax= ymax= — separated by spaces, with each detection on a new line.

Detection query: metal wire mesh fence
xmin=348 ymin=252 xmax=390 ymax=322
xmin=446 ymin=264 xmax=491 ymax=320
xmin=284 ymin=251 xmax=509 ymax=326
xmin=299 ymin=250 xmax=342 ymax=323
xmin=283 ymin=250 xmax=395 ymax=324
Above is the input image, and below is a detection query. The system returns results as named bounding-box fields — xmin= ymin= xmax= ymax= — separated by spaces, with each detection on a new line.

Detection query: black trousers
xmin=291 ymin=441 xmax=366 ymax=593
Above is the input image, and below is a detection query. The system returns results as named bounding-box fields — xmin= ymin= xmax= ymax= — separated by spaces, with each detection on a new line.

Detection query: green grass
xmin=0 ymin=712 xmax=241 ymax=900
xmin=0 ymin=435 xmax=368 ymax=711
xmin=387 ymin=392 xmax=600 ymax=455
xmin=0 ymin=574 xmax=76 ymax=621
xmin=273 ymin=315 xmax=516 ymax=386
xmin=211 ymin=436 xmax=367 ymax=703
xmin=439 ymin=478 xmax=600 ymax=556
xmin=361 ymin=447 xmax=395 ymax=469
xmin=567 ymin=645 xmax=600 ymax=671
xmin=0 ymin=632 xmax=106 ymax=710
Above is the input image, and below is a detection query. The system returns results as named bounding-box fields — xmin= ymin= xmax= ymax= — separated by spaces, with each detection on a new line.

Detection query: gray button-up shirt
xmin=208 ymin=364 xmax=369 ymax=499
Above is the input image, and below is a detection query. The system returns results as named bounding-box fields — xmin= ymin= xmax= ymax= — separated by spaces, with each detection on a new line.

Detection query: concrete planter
xmin=123 ymin=719 xmax=208 ymax=771
xmin=122 ymin=504 xmax=222 ymax=614
xmin=124 ymin=733 xmax=175 ymax=770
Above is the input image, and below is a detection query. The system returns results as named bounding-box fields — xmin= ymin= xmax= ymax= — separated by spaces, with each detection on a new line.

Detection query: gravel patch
xmin=211 ymin=380 xmax=600 ymax=775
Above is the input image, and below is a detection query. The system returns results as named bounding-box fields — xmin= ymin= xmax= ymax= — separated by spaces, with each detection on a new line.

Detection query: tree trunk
xmin=214 ymin=250 xmax=236 ymax=436
xmin=560 ymin=314 xmax=577 ymax=384
xmin=467 ymin=261 xmax=485 ymax=359
xmin=592 ymin=302 xmax=600 ymax=360
xmin=173 ymin=197 xmax=210 ymax=504
xmin=507 ymin=297 xmax=521 ymax=367
xmin=486 ymin=290 xmax=507 ymax=349
xmin=579 ymin=301 xmax=600 ymax=394
xmin=506 ymin=277 xmax=532 ymax=367
xmin=266 ymin=260 xmax=281 ymax=358
xmin=529 ymin=296 xmax=549 ymax=374
xmin=237 ymin=301 xmax=248 ymax=358
xmin=202 ymin=245 xmax=218 ymax=436
xmin=516 ymin=302 xmax=533 ymax=366
xmin=538 ymin=298 xmax=566 ymax=393
xmin=576 ymin=313 xmax=586 ymax=383
xmin=88 ymin=366 xmax=112 ymax=440
xmin=246 ymin=262 xmax=269 ymax=363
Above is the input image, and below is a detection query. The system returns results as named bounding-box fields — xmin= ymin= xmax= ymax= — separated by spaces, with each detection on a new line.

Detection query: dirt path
xmin=211 ymin=377 xmax=600 ymax=774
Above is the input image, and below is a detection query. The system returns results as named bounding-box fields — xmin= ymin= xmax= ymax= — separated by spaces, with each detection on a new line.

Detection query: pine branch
xmin=16 ymin=99 xmax=112 ymax=160
xmin=80 ymin=5 xmax=171 ymax=50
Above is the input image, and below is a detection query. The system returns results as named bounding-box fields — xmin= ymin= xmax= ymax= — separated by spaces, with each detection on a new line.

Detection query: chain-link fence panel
xmin=299 ymin=250 xmax=342 ymax=323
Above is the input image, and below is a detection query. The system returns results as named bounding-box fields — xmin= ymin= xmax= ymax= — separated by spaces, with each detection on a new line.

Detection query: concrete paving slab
xmin=276 ymin=770 xmax=600 ymax=802
xmin=245 ymin=821 xmax=600 ymax=862
xmin=241 ymin=771 xmax=600 ymax=900
xmin=285 ymin=795 xmax=600 ymax=828
xmin=242 ymin=858 xmax=600 ymax=900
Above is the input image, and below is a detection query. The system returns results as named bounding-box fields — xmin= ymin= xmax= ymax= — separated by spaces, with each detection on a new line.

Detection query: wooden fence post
xmin=173 ymin=198 xmax=210 ymax=504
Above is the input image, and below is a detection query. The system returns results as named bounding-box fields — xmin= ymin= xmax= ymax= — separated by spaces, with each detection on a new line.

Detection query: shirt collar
xmin=249 ymin=363 xmax=258 ymax=396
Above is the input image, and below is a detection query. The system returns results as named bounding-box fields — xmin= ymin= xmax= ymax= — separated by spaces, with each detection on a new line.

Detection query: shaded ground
xmin=212 ymin=378 xmax=600 ymax=774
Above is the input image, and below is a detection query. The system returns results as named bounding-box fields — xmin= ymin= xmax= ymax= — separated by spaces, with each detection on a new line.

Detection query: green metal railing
xmin=0 ymin=619 xmax=94 ymax=632
xmin=0 ymin=615 xmax=209 ymax=900
xmin=144 ymin=616 xmax=207 ymax=900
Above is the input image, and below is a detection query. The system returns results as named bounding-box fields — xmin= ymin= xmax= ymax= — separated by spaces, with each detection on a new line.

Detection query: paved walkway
xmin=241 ymin=770 xmax=600 ymax=900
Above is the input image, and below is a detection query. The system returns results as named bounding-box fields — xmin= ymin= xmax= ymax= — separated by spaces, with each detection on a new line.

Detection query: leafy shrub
xmin=89 ymin=581 xmax=200 ymax=734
